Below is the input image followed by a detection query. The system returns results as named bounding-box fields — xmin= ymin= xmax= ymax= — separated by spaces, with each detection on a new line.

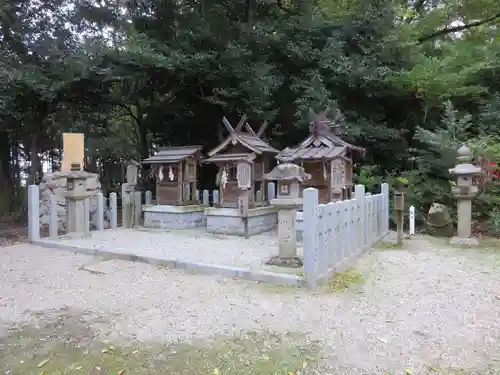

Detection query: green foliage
xmin=354 ymin=166 xmax=383 ymax=193
xmin=0 ymin=0 xmax=500 ymax=224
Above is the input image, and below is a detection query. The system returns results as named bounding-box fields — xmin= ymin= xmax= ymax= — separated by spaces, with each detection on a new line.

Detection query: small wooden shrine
xmin=276 ymin=108 xmax=365 ymax=203
xmin=205 ymin=115 xmax=279 ymax=208
xmin=142 ymin=146 xmax=204 ymax=205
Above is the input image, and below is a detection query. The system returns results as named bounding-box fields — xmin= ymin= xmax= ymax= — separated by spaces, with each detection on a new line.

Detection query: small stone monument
xmin=62 ymin=163 xmax=94 ymax=238
xmin=264 ymin=163 xmax=311 ymax=267
xmin=449 ymin=144 xmax=481 ymax=246
xmin=426 ymin=203 xmax=454 ymax=237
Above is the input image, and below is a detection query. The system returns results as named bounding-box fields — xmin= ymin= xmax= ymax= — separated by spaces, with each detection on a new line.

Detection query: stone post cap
xmin=264 ymin=163 xmax=311 ymax=182
xmin=457 ymin=144 xmax=472 ymax=161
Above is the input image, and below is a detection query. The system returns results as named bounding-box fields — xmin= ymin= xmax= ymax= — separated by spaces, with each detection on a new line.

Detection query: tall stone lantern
xmin=264 ymin=163 xmax=311 ymax=268
xmin=62 ymin=163 xmax=94 ymax=238
xmin=449 ymin=144 xmax=481 ymax=246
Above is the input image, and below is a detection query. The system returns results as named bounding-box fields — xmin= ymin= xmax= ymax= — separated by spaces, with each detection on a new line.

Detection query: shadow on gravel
xmin=0 ymin=308 xmax=322 ymax=375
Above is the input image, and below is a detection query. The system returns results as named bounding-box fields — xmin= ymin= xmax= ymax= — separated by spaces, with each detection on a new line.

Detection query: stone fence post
xmin=28 ymin=185 xmax=40 ymax=242
xmin=96 ymin=192 xmax=105 ymax=231
xmin=145 ymin=190 xmax=153 ymax=205
xmin=381 ymin=183 xmax=389 ymax=233
xmin=110 ymin=193 xmax=118 ymax=229
xmin=354 ymin=184 xmax=366 ymax=251
xmin=302 ymin=187 xmax=319 ymax=289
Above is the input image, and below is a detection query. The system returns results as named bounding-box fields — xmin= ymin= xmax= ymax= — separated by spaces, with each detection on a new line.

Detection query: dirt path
xmin=1 ymin=235 xmax=500 ymax=374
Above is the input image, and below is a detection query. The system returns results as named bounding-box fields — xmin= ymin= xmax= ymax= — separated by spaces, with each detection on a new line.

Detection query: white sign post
xmin=409 ymin=205 xmax=415 ymax=235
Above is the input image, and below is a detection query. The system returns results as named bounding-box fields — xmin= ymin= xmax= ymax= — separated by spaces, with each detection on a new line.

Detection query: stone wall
xmin=39 ymin=172 xmax=111 ymax=231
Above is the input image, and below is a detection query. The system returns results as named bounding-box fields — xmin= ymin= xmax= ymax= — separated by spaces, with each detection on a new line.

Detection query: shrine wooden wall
xmin=156 ymin=182 xmax=180 ymax=205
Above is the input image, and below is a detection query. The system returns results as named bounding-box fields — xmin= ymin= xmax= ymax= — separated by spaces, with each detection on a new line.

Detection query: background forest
xmin=1 ymin=0 xmax=500 ymax=233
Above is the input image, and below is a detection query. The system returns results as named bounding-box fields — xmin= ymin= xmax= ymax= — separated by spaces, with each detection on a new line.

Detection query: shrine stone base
xmin=205 ymin=206 xmax=278 ymax=236
xmin=143 ymin=204 xmax=206 ymax=229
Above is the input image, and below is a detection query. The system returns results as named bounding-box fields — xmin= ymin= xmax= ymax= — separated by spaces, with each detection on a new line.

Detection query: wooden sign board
xmin=61 ymin=133 xmax=84 ymax=172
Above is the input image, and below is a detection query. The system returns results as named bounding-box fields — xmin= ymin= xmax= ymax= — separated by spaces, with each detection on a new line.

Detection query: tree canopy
xmin=1 ymin=0 xmax=499 ymax=228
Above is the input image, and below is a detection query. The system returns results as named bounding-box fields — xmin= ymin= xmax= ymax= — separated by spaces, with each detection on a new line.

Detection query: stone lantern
xmin=264 ymin=163 xmax=311 ymax=267
xmin=62 ymin=163 xmax=94 ymax=238
xmin=449 ymin=144 xmax=481 ymax=246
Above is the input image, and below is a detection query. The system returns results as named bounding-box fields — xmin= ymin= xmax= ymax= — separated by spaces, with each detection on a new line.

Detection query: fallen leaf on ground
xmin=37 ymin=359 xmax=50 ymax=368
xmin=405 ymin=369 xmax=414 ymax=375
xmin=117 ymin=370 xmax=125 ymax=375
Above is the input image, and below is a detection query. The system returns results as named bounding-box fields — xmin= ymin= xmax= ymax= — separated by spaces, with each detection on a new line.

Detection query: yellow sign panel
xmin=61 ymin=133 xmax=84 ymax=172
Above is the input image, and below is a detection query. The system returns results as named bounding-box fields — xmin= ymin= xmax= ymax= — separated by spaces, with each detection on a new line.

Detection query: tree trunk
xmin=27 ymin=133 xmax=41 ymax=185
xmin=0 ymin=131 xmax=12 ymax=214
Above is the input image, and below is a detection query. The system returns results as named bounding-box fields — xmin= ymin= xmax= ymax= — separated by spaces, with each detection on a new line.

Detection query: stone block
xmin=205 ymin=206 xmax=278 ymax=236
xmin=143 ymin=204 xmax=206 ymax=229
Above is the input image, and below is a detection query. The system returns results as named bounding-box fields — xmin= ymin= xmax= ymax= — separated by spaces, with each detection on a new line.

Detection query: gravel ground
xmin=39 ymin=228 xmax=304 ymax=269
xmin=2 ymin=236 xmax=500 ymax=374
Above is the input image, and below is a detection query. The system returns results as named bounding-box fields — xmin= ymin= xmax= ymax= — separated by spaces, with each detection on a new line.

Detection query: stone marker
xmin=394 ymin=191 xmax=404 ymax=245
xmin=264 ymin=163 xmax=311 ymax=268
xmin=427 ymin=203 xmax=454 ymax=237
xmin=449 ymin=144 xmax=481 ymax=246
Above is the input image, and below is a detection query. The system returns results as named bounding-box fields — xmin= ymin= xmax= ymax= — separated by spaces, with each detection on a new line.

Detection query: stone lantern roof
xmin=264 ymin=163 xmax=311 ymax=182
xmin=449 ymin=144 xmax=481 ymax=176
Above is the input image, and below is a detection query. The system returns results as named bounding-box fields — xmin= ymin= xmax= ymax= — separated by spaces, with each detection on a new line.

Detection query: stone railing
xmin=301 ymin=183 xmax=390 ymax=288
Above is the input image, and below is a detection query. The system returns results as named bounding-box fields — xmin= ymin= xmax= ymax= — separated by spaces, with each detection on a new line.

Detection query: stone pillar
xmin=110 ymin=192 xmax=118 ymax=229
xmin=134 ymin=191 xmax=142 ymax=226
xmin=145 ymin=190 xmax=153 ymax=205
xmin=96 ymin=192 xmax=105 ymax=231
xmin=264 ymin=163 xmax=311 ymax=268
xmin=267 ymin=182 xmax=276 ymax=201
xmin=449 ymin=144 xmax=481 ymax=246
xmin=276 ymin=206 xmax=298 ymax=258
xmin=28 ymin=185 xmax=40 ymax=242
